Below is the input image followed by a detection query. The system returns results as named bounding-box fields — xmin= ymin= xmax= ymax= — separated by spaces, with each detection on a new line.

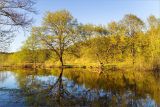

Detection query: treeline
xmin=1 ymin=10 xmax=160 ymax=70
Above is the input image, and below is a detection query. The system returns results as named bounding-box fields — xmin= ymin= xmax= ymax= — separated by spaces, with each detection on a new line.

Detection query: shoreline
xmin=0 ymin=63 xmax=155 ymax=72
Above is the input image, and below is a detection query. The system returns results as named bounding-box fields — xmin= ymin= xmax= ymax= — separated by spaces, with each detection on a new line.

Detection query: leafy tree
xmin=148 ymin=15 xmax=160 ymax=29
xmin=146 ymin=17 xmax=160 ymax=69
xmin=107 ymin=22 xmax=128 ymax=61
xmin=21 ymin=27 xmax=41 ymax=64
xmin=21 ymin=27 xmax=50 ymax=64
xmin=40 ymin=10 xmax=78 ymax=66
xmin=120 ymin=14 xmax=145 ymax=65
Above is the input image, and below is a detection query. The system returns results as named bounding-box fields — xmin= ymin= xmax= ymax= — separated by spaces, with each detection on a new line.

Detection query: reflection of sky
xmin=33 ymin=74 xmax=159 ymax=106
xmin=0 ymin=71 xmax=159 ymax=106
xmin=0 ymin=91 xmax=25 ymax=107
xmin=141 ymin=95 xmax=156 ymax=107
xmin=0 ymin=71 xmax=18 ymax=89
xmin=0 ymin=71 xmax=24 ymax=107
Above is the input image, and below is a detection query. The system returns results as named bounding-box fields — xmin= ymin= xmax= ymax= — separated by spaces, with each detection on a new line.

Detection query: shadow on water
xmin=0 ymin=68 xmax=160 ymax=107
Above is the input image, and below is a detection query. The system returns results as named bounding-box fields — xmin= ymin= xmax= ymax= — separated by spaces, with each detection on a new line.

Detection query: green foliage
xmin=0 ymin=11 xmax=160 ymax=70
xmin=40 ymin=10 xmax=78 ymax=66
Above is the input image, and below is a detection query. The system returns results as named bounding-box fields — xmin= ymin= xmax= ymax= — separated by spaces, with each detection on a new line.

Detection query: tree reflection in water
xmin=0 ymin=68 xmax=159 ymax=107
xmin=19 ymin=68 xmax=92 ymax=106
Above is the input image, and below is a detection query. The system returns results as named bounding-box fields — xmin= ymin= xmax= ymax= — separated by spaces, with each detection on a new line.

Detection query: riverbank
xmin=0 ymin=62 xmax=155 ymax=72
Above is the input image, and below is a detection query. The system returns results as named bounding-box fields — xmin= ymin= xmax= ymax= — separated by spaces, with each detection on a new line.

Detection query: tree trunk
xmin=60 ymin=56 xmax=64 ymax=67
xmin=132 ymin=43 xmax=135 ymax=65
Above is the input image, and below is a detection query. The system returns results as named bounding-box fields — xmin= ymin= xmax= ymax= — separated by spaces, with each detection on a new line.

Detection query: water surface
xmin=0 ymin=68 xmax=160 ymax=107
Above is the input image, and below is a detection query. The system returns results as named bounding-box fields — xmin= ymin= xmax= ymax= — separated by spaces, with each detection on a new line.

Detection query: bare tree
xmin=0 ymin=0 xmax=36 ymax=52
xmin=0 ymin=30 xmax=14 ymax=52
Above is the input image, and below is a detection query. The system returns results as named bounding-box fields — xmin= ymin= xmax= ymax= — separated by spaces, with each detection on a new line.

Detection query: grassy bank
xmin=0 ymin=61 xmax=153 ymax=72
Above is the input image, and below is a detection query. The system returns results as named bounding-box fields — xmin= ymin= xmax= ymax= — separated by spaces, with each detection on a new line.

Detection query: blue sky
xmin=10 ymin=0 xmax=160 ymax=52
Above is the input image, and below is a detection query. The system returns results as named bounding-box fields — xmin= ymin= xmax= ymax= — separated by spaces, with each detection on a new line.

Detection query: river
xmin=0 ymin=68 xmax=160 ymax=107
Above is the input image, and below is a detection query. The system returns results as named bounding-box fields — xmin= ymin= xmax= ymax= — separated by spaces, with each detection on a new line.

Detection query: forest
xmin=0 ymin=10 xmax=160 ymax=71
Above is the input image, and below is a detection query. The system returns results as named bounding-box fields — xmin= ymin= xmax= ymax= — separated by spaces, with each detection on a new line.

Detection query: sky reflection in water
xmin=0 ymin=69 xmax=159 ymax=107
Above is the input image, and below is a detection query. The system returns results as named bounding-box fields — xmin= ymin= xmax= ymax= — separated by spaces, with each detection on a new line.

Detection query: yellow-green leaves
xmin=43 ymin=10 xmax=73 ymax=28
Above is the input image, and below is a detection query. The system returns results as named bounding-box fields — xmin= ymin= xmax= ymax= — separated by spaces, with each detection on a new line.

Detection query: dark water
xmin=0 ymin=68 xmax=160 ymax=107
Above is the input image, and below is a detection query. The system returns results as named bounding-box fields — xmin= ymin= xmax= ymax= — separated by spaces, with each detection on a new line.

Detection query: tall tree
xmin=40 ymin=10 xmax=77 ymax=66
xmin=21 ymin=27 xmax=41 ymax=65
xmin=120 ymin=14 xmax=145 ymax=65
xmin=147 ymin=16 xmax=160 ymax=69
xmin=148 ymin=15 xmax=160 ymax=29
xmin=107 ymin=21 xmax=127 ymax=61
